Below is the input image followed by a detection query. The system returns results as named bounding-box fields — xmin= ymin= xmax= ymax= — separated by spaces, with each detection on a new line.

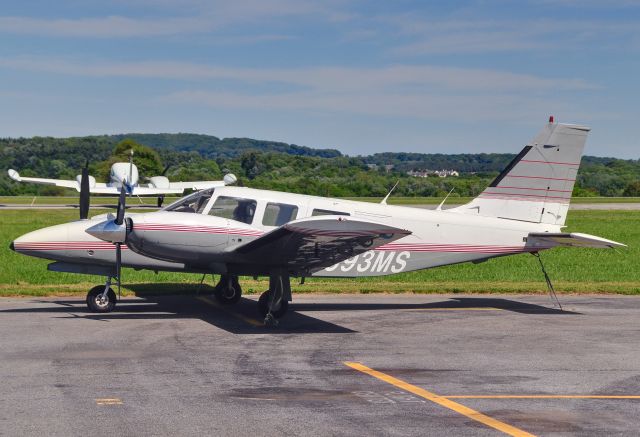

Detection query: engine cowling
xmin=148 ymin=176 xmax=170 ymax=189
xmin=75 ymin=174 xmax=96 ymax=188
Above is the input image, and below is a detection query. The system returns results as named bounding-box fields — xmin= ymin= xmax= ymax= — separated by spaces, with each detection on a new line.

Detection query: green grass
xmin=0 ymin=196 xmax=181 ymax=205
xmin=0 ymin=209 xmax=636 ymax=296
xmin=342 ymin=196 xmax=640 ymax=205
xmin=1 ymin=195 xmax=639 ymax=207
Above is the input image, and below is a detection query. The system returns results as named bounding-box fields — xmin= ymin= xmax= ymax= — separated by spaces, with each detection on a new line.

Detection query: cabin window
xmin=209 ymin=196 xmax=257 ymax=224
xmin=263 ymin=203 xmax=299 ymax=227
xmin=312 ymin=208 xmax=350 ymax=216
xmin=164 ymin=189 xmax=213 ymax=214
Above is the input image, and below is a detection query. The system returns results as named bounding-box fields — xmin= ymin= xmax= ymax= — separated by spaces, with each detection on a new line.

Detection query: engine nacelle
xmin=148 ymin=176 xmax=170 ymax=189
xmin=125 ymin=212 xmax=234 ymax=266
xmin=75 ymin=174 xmax=96 ymax=188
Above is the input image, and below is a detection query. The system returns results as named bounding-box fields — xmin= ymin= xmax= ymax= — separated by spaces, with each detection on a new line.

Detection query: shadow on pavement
xmin=292 ymin=296 xmax=579 ymax=315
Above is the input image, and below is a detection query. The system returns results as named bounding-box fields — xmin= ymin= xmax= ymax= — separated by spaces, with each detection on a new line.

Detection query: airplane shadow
xmin=0 ymin=284 xmax=355 ymax=334
xmin=0 ymin=288 xmax=577 ymax=334
xmin=292 ymin=297 xmax=579 ymax=315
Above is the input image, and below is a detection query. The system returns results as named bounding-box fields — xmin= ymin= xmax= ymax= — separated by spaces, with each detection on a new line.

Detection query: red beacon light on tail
xmin=549 ymin=115 xmax=555 ymax=123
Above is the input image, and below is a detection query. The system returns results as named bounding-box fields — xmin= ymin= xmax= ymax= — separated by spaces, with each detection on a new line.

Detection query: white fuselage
xmin=108 ymin=163 xmax=139 ymax=188
xmin=12 ymin=186 xmax=560 ymax=278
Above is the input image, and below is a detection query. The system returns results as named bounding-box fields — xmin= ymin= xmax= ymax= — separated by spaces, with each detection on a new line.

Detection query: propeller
xmin=85 ymin=183 xmax=129 ymax=296
xmin=79 ymin=160 xmax=90 ymax=220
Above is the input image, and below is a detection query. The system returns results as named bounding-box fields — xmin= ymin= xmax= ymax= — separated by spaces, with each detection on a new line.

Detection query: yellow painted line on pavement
xmin=197 ymin=296 xmax=263 ymax=327
xmin=344 ymin=362 xmax=535 ymax=437
xmin=446 ymin=395 xmax=640 ymax=399
xmin=96 ymin=398 xmax=123 ymax=405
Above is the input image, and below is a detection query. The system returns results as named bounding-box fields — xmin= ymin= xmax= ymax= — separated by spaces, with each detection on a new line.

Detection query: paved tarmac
xmin=1 ymin=293 xmax=639 ymax=436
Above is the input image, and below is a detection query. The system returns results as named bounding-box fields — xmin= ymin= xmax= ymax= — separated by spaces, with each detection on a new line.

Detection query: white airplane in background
xmin=10 ymin=119 xmax=625 ymax=325
xmin=8 ymin=150 xmax=237 ymax=202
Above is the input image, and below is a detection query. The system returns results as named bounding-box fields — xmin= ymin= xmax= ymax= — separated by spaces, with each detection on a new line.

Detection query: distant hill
xmin=108 ymin=133 xmax=342 ymax=159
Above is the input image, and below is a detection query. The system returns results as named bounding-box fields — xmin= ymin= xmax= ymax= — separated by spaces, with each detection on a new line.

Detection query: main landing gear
xmin=213 ymin=275 xmax=242 ymax=305
xmin=258 ymin=270 xmax=291 ymax=326
xmin=86 ymin=278 xmax=117 ymax=313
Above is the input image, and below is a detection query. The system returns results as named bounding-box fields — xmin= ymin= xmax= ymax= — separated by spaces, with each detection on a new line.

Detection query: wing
xmin=527 ymin=232 xmax=625 ymax=249
xmin=130 ymin=186 xmax=185 ymax=195
xmin=228 ymin=215 xmax=411 ymax=275
xmin=167 ymin=181 xmax=227 ymax=191
xmin=167 ymin=173 xmax=236 ymax=191
xmin=8 ymin=169 xmax=79 ymax=191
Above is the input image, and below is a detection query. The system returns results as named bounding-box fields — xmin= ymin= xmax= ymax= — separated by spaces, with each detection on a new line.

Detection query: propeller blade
xmin=115 ymin=185 xmax=126 ymax=225
xmin=161 ymin=164 xmax=171 ymax=176
xmin=79 ymin=164 xmax=90 ymax=220
xmin=115 ymin=241 xmax=122 ymax=298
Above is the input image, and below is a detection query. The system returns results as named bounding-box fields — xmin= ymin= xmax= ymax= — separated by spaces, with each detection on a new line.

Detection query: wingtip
xmin=7 ymin=169 xmax=20 ymax=181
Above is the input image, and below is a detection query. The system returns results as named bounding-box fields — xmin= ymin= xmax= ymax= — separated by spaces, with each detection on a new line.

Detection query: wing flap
xmin=229 ymin=216 xmax=411 ymax=274
xmin=528 ymin=232 xmax=625 ymax=249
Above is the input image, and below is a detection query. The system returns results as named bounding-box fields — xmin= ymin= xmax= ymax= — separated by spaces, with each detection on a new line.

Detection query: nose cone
xmin=11 ymin=223 xmax=72 ymax=260
xmin=85 ymin=220 xmax=127 ymax=243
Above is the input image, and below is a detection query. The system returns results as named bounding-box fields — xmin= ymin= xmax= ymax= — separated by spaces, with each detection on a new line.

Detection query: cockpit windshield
xmin=163 ymin=188 xmax=214 ymax=214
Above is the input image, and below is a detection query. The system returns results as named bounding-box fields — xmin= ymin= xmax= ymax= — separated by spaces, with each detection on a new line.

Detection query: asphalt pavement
xmin=1 ymin=293 xmax=640 ymax=436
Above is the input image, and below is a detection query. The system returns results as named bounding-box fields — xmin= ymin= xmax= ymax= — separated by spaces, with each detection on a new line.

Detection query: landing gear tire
xmin=214 ymin=275 xmax=242 ymax=305
xmin=86 ymin=286 xmax=117 ymax=313
xmin=258 ymin=290 xmax=289 ymax=319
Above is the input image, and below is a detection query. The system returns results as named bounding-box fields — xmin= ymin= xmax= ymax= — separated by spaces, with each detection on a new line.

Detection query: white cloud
xmin=0 ymin=57 xmax=595 ymax=92
xmin=379 ymin=16 xmax=640 ymax=55
xmin=0 ymin=16 xmax=210 ymax=38
xmin=0 ymin=0 xmax=349 ymax=38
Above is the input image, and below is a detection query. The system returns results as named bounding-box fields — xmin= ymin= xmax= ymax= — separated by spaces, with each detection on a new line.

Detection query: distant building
xmin=407 ymin=169 xmax=459 ymax=178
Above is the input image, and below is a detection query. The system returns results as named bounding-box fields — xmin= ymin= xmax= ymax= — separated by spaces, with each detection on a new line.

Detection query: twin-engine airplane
xmin=10 ymin=119 xmax=625 ymax=325
xmin=8 ymin=150 xmax=237 ymax=207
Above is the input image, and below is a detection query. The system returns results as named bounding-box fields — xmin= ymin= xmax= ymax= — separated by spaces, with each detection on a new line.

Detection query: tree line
xmin=0 ymin=134 xmax=638 ymax=197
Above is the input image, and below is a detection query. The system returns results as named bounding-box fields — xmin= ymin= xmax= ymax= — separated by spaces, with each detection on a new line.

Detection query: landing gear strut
xmin=86 ymin=278 xmax=117 ymax=313
xmin=214 ymin=275 xmax=242 ymax=305
xmin=258 ymin=270 xmax=291 ymax=326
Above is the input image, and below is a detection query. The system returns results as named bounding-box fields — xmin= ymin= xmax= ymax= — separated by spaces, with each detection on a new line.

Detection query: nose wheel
xmin=86 ymin=285 xmax=117 ymax=313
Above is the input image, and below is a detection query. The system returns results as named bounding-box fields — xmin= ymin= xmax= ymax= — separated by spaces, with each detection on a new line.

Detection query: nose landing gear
xmin=86 ymin=283 xmax=117 ymax=313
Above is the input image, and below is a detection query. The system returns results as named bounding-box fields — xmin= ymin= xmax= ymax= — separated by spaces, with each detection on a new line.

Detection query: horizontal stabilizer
xmin=229 ymin=215 xmax=411 ymax=275
xmin=527 ymin=232 xmax=625 ymax=249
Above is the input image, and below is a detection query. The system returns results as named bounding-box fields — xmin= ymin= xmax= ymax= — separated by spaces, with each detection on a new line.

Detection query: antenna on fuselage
xmin=381 ymin=181 xmax=399 ymax=205
xmin=436 ymin=188 xmax=455 ymax=211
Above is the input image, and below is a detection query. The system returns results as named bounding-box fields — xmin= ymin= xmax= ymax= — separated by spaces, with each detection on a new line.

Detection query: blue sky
xmin=0 ymin=1 xmax=638 ymax=158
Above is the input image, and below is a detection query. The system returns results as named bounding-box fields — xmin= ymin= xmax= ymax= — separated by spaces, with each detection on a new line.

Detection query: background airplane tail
xmin=453 ymin=119 xmax=590 ymax=226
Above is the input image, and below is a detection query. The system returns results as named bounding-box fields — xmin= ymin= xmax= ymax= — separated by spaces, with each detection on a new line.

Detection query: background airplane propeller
xmin=79 ymin=160 xmax=90 ymax=220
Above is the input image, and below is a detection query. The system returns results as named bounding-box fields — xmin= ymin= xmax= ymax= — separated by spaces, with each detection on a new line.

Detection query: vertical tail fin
xmin=454 ymin=120 xmax=590 ymax=225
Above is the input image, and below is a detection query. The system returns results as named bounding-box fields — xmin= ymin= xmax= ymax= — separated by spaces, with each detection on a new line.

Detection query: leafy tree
xmin=623 ymin=181 xmax=640 ymax=197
